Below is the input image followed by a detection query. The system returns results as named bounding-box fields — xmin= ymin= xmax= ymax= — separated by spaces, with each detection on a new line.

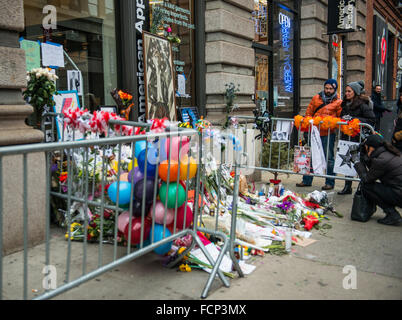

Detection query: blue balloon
xmin=135 ymin=141 xmax=151 ymax=159
xmin=107 ymin=181 xmax=132 ymax=205
xmin=137 ymin=148 xmax=158 ymax=177
xmin=149 ymin=224 xmax=172 ymax=255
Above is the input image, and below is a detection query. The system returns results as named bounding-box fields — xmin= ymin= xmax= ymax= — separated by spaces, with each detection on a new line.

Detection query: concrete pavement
xmin=2 ymin=173 xmax=402 ymax=300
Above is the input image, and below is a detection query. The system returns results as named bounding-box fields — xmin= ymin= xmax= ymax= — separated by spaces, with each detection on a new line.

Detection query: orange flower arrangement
xmin=118 ymin=90 xmax=133 ymax=101
xmin=340 ymin=118 xmax=360 ymax=137
xmin=301 ymin=116 xmax=313 ymax=132
xmin=294 ymin=115 xmax=360 ymax=137
xmin=294 ymin=115 xmax=304 ymax=130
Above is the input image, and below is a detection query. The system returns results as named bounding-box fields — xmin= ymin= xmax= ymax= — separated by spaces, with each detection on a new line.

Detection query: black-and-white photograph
xmin=143 ymin=32 xmax=176 ymax=121
xmin=67 ymin=70 xmax=83 ymax=96
xmin=272 ymin=120 xmax=293 ymax=142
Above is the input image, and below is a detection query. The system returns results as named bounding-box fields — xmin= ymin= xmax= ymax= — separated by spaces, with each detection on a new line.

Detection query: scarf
xmin=320 ymin=91 xmax=337 ymax=106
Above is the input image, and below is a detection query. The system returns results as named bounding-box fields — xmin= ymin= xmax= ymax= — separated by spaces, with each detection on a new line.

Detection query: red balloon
xmin=123 ymin=217 xmax=151 ymax=245
xmin=176 ymin=204 xmax=193 ymax=230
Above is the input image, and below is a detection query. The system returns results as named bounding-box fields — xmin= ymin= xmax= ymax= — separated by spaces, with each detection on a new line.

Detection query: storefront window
xmin=252 ymin=0 xmax=269 ymax=46
xmin=21 ymin=0 xmax=118 ymax=112
xmin=150 ymin=0 xmax=196 ymax=110
xmin=273 ymin=4 xmax=294 ymax=111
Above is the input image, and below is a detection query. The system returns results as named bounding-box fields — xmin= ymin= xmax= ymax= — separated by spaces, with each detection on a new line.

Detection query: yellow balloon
xmin=128 ymin=158 xmax=139 ymax=172
xmin=180 ymin=156 xmax=197 ymax=181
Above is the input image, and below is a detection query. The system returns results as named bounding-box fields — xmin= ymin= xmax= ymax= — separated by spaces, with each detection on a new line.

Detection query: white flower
xmin=36 ymin=73 xmax=41 ymax=79
xmin=26 ymin=75 xmax=30 ymax=82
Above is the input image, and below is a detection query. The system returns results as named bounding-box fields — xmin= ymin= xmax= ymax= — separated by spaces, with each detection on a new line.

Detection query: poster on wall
xmin=143 ymin=32 xmax=177 ymax=121
xmin=53 ymin=91 xmax=84 ymax=141
xmin=333 ymin=140 xmax=359 ymax=177
xmin=293 ymin=146 xmax=311 ymax=175
xmin=373 ymin=15 xmax=388 ymax=95
xmin=330 ymin=34 xmax=343 ymax=98
xmin=327 ymin=0 xmax=357 ymax=35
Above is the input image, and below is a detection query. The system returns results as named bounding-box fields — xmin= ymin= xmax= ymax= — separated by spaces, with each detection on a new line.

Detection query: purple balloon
xmin=128 ymin=167 xmax=144 ymax=185
xmin=134 ymin=178 xmax=158 ymax=204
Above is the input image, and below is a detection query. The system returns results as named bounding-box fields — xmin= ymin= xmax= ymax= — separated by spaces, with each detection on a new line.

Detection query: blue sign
xmin=279 ymin=12 xmax=293 ymax=93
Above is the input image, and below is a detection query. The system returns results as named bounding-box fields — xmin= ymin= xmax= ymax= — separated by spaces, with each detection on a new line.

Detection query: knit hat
xmin=364 ymin=134 xmax=384 ymax=149
xmin=347 ymin=81 xmax=364 ymax=96
xmin=324 ymin=79 xmax=338 ymax=91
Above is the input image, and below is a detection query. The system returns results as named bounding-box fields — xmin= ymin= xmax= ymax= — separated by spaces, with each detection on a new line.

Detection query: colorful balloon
xmin=132 ymin=200 xmax=152 ymax=218
xmin=149 ymin=224 xmax=172 ymax=255
xmin=149 ymin=201 xmax=174 ymax=225
xmin=128 ymin=167 xmax=144 ymax=185
xmin=158 ymin=160 xmax=179 ymax=182
xmin=107 ymin=181 xmax=132 ymax=205
xmin=134 ymin=178 xmax=158 ymax=204
xmin=159 ymin=182 xmax=186 ymax=209
xmin=165 ymin=136 xmax=190 ymax=161
xmin=118 ymin=211 xmax=131 ymax=233
xmin=137 ymin=148 xmax=158 ymax=177
xmin=123 ymin=217 xmax=151 ymax=245
xmin=176 ymin=204 xmax=193 ymax=230
xmin=179 ymin=156 xmax=197 ymax=181
xmin=135 ymin=140 xmax=149 ymax=158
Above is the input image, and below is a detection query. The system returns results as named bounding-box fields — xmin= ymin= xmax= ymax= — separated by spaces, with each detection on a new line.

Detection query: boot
xmin=338 ymin=180 xmax=352 ymax=195
xmin=378 ymin=207 xmax=402 ymax=226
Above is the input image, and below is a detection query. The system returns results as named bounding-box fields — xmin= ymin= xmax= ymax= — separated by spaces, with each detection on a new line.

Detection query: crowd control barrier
xmin=0 ymin=127 xmax=244 ymax=300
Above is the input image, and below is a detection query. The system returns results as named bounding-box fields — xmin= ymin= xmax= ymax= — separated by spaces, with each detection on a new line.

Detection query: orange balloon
xmin=158 ymin=160 xmax=179 ymax=182
xmin=179 ymin=156 xmax=197 ymax=181
xmin=120 ymin=172 xmax=129 ymax=182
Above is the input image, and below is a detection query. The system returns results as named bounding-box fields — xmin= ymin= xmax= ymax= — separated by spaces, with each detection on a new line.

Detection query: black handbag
xmin=351 ymin=184 xmax=377 ymax=222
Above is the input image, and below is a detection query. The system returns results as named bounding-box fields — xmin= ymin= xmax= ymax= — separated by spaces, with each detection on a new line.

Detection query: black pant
xmin=361 ymin=183 xmax=402 ymax=210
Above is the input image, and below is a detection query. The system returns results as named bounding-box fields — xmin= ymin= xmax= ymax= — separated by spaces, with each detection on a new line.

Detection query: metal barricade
xmin=235 ymin=116 xmax=375 ymax=182
xmin=0 ymin=128 xmax=238 ymax=300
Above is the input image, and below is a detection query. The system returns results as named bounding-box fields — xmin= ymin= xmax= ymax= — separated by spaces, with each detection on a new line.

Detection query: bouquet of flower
xmin=24 ymin=68 xmax=59 ymax=128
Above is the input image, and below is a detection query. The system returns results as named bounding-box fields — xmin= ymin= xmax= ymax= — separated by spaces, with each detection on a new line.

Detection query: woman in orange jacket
xmin=296 ymin=79 xmax=342 ymax=190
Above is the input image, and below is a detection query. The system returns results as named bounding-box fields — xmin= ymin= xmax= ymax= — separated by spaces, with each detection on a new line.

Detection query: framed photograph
xmin=143 ymin=31 xmax=177 ymax=121
xmin=272 ymin=120 xmax=293 ymax=142
xmin=53 ymin=90 xmax=84 ymax=141
xmin=67 ymin=70 xmax=83 ymax=96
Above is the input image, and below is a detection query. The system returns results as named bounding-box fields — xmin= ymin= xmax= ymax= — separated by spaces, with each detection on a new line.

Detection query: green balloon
xmin=159 ymin=182 xmax=186 ymax=209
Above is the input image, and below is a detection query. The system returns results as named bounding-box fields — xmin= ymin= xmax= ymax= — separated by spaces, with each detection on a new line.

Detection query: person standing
xmin=338 ymin=81 xmax=376 ymax=195
xmin=352 ymin=134 xmax=402 ymax=226
xmin=371 ymin=85 xmax=386 ymax=131
xmin=296 ymin=79 xmax=342 ymax=190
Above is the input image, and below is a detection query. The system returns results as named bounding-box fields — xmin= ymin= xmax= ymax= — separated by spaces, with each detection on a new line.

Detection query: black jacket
xmin=354 ymin=146 xmax=402 ymax=198
xmin=392 ymin=114 xmax=402 ymax=152
xmin=340 ymin=96 xmax=376 ymax=127
xmin=340 ymin=96 xmax=376 ymax=141
xmin=371 ymin=91 xmax=385 ymax=118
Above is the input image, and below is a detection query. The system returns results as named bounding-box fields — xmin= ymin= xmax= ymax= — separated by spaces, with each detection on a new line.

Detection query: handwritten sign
xmin=41 ymin=42 xmax=65 ymax=68
xmin=20 ymin=39 xmax=41 ymax=72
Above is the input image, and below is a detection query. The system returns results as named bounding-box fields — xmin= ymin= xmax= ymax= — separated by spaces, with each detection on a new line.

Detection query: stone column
xmin=0 ymin=0 xmax=46 ymax=255
xmin=204 ymin=0 xmax=256 ymax=123
xmin=300 ymin=0 xmax=329 ymax=113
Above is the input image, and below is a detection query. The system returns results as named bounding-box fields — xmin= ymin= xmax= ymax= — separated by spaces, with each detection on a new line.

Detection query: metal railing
xmin=0 ymin=128 xmax=241 ymax=300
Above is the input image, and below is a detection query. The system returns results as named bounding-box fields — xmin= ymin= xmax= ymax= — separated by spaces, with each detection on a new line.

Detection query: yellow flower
xmin=179 ymin=264 xmax=191 ymax=272
xmin=65 ymin=233 xmax=69 ymax=239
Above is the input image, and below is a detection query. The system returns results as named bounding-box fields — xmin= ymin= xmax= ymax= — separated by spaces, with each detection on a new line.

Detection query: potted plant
xmin=23 ymin=68 xmax=59 ymax=129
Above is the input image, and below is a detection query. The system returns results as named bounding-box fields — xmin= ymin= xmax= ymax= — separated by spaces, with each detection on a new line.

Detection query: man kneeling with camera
xmin=350 ymin=134 xmax=402 ymax=226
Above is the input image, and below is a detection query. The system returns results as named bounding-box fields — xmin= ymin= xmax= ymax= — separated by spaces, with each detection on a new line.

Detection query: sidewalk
xmin=2 ymin=173 xmax=402 ymax=300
